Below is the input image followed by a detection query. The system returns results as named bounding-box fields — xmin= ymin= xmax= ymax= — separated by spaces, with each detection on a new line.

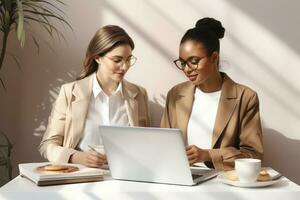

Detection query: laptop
xmin=99 ymin=125 xmax=219 ymax=186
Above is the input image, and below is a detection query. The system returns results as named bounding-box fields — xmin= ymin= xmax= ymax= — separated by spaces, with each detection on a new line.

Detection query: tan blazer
xmin=39 ymin=74 xmax=150 ymax=163
xmin=161 ymin=73 xmax=263 ymax=170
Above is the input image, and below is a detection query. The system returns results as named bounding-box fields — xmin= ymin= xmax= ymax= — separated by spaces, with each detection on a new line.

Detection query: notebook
xmin=19 ymin=162 xmax=104 ymax=186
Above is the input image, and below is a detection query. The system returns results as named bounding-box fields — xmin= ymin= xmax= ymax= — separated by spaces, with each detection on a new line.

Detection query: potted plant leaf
xmin=0 ymin=0 xmax=72 ymax=90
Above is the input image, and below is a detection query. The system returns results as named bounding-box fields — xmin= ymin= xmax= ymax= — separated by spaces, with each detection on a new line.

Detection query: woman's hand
xmin=69 ymin=149 xmax=107 ymax=168
xmin=186 ymin=145 xmax=211 ymax=165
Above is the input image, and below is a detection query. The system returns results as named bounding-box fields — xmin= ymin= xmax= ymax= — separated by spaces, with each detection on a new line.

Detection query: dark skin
xmin=179 ymin=40 xmax=223 ymax=165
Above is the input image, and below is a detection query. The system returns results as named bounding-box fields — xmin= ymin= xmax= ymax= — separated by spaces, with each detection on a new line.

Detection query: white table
xmin=1 ymin=171 xmax=300 ymax=200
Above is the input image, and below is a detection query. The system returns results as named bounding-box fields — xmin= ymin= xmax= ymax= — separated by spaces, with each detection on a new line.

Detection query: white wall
xmin=1 ymin=0 xmax=300 ymax=184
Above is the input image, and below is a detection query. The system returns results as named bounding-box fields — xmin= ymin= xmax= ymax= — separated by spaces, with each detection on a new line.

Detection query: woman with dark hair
xmin=39 ymin=25 xmax=150 ymax=167
xmin=161 ymin=18 xmax=263 ymax=170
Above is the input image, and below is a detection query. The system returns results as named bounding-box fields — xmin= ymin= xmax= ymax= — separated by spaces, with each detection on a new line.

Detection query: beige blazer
xmin=39 ymin=74 xmax=150 ymax=163
xmin=161 ymin=73 xmax=263 ymax=170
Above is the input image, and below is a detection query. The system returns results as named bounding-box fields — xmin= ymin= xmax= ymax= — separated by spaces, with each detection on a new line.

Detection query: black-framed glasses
xmin=104 ymin=55 xmax=137 ymax=68
xmin=173 ymin=56 xmax=206 ymax=71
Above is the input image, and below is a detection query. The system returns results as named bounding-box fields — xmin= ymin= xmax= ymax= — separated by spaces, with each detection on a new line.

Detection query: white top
xmin=78 ymin=74 xmax=129 ymax=151
xmin=187 ymin=88 xmax=221 ymax=167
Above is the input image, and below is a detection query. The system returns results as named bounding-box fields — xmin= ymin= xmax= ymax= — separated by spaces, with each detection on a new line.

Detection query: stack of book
xmin=19 ymin=162 xmax=104 ymax=186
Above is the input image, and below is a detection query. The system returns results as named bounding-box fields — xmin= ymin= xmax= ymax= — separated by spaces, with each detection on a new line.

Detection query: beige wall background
xmin=1 ymin=0 xmax=300 ymax=184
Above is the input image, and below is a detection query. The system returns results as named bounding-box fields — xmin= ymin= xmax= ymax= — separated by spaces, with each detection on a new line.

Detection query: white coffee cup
xmin=235 ymin=158 xmax=261 ymax=183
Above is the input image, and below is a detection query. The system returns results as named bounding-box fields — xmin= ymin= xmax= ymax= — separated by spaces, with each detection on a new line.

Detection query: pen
xmin=88 ymin=145 xmax=97 ymax=151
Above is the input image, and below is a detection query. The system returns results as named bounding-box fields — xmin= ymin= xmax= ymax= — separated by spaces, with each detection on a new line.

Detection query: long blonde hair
xmin=77 ymin=25 xmax=134 ymax=80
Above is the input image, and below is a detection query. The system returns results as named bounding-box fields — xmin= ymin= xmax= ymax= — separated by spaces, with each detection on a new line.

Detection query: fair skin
xmin=179 ymin=40 xmax=223 ymax=165
xmin=95 ymin=44 xmax=132 ymax=96
xmin=70 ymin=44 xmax=133 ymax=168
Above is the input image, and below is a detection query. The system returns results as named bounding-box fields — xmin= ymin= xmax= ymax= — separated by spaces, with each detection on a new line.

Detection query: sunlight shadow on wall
xmin=33 ymin=70 xmax=78 ymax=137
xmin=226 ymin=0 xmax=300 ymax=56
xmin=102 ymin=0 xmax=176 ymax=62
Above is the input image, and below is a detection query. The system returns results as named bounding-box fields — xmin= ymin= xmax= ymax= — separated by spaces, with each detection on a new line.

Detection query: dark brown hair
xmin=77 ymin=25 xmax=134 ymax=80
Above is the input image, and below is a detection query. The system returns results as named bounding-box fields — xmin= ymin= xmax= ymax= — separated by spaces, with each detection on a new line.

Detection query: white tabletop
xmin=1 ymin=171 xmax=300 ymax=200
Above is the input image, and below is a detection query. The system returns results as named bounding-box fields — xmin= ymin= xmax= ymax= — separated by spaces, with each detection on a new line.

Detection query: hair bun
xmin=195 ymin=17 xmax=225 ymax=39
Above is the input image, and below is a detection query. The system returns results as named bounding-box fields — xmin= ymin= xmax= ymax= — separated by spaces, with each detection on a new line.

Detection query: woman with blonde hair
xmin=40 ymin=25 xmax=150 ymax=167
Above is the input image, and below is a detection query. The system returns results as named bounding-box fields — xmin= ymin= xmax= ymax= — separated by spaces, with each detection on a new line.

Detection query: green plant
xmin=0 ymin=0 xmax=72 ymax=90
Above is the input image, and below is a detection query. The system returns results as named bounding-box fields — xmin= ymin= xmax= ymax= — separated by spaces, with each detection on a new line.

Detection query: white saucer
xmin=218 ymin=168 xmax=282 ymax=188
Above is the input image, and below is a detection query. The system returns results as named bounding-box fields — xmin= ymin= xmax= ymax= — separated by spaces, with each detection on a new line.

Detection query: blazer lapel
xmin=122 ymin=80 xmax=138 ymax=126
xmin=175 ymin=82 xmax=196 ymax=144
xmin=71 ymin=75 xmax=93 ymax=147
xmin=211 ymin=74 xmax=238 ymax=147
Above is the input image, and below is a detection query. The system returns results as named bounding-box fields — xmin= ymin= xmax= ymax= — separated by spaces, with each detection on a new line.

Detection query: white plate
xmin=218 ymin=168 xmax=282 ymax=188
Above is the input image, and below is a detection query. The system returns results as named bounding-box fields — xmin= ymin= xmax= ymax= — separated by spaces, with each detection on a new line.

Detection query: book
xmin=19 ymin=162 xmax=104 ymax=186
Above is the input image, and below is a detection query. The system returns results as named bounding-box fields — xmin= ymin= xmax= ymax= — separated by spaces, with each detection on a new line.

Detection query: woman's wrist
xmin=69 ymin=152 xmax=81 ymax=164
xmin=202 ymin=150 xmax=212 ymax=162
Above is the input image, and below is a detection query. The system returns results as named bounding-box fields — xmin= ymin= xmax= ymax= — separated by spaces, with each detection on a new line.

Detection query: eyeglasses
xmin=173 ymin=56 xmax=206 ymax=71
xmin=104 ymin=55 xmax=137 ymax=68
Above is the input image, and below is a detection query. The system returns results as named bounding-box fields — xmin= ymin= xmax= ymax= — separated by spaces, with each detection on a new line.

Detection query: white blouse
xmin=78 ymin=74 xmax=129 ymax=151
